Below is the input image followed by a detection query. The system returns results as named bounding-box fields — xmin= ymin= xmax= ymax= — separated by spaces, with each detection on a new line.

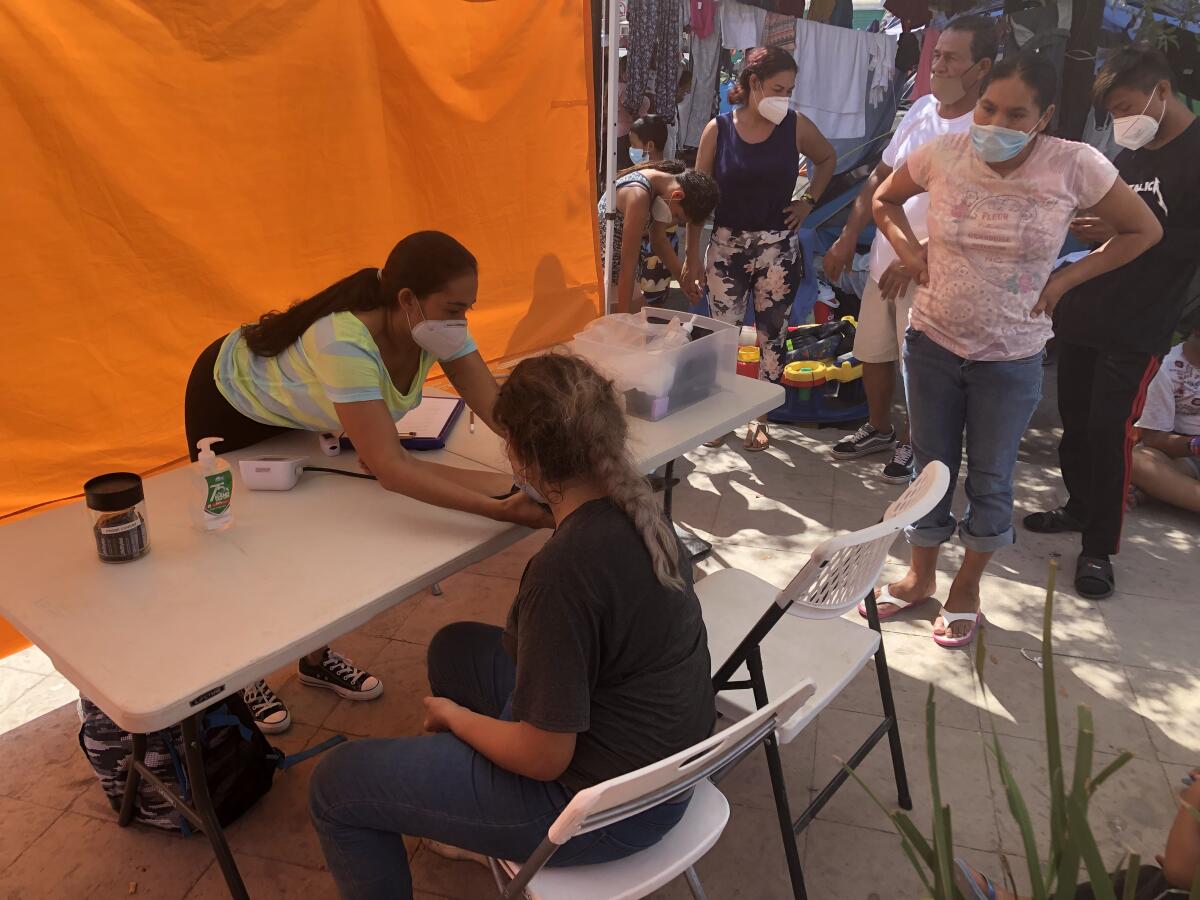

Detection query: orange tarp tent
xmin=0 ymin=1 xmax=600 ymax=655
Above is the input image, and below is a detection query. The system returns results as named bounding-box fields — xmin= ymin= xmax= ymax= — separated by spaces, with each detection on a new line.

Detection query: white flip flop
xmin=933 ymin=609 xmax=982 ymax=648
xmin=857 ymin=583 xmax=934 ymax=620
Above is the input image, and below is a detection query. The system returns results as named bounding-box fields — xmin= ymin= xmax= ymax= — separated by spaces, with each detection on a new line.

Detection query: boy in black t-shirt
xmin=1024 ymin=46 xmax=1200 ymax=599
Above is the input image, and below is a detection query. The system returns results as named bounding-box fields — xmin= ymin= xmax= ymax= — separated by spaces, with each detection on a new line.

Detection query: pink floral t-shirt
xmin=905 ymin=133 xmax=1118 ymax=361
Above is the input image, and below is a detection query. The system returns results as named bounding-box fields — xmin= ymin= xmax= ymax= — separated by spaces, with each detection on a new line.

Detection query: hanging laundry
xmin=737 ymin=0 xmax=806 ymax=14
xmin=625 ymin=0 xmax=682 ymax=124
xmin=791 ymin=20 xmax=896 ymax=138
xmin=690 ymin=0 xmax=716 ymax=40
xmin=826 ymin=0 xmax=854 ymax=29
xmin=721 ymin=0 xmax=767 ymax=50
xmin=682 ymin=27 xmax=722 ymax=147
xmin=806 ymin=0 xmax=837 ymax=24
xmin=912 ymin=25 xmax=939 ymax=100
xmin=883 ymin=0 xmax=930 ymax=31
xmin=763 ymin=12 xmax=797 ymax=49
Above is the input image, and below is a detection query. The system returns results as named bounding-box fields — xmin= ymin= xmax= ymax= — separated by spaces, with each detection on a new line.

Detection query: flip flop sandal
xmin=1074 ymin=555 xmax=1114 ymax=600
xmin=857 ymin=583 xmax=934 ymax=620
xmin=702 ymin=435 xmax=727 ymax=448
xmin=933 ymin=609 xmax=982 ymax=648
xmin=953 ymin=858 xmax=997 ymax=900
xmin=744 ymin=422 xmax=769 ymax=453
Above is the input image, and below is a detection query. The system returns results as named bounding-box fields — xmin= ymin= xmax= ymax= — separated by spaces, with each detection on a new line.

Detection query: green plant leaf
xmin=1042 ymin=559 xmax=1068 ymax=867
xmin=1121 ymin=854 xmax=1140 ymax=900
xmin=842 ymin=761 xmax=936 ymax=873
xmin=985 ymin=739 xmax=1046 ymax=897
xmin=1088 ymin=752 xmax=1134 ymax=797
xmin=1071 ymin=705 xmax=1096 ymax=799
xmin=926 ymin=686 xmax=955 ymax=898
xmin=1067 ymin=792 xmax=1119 ymax=900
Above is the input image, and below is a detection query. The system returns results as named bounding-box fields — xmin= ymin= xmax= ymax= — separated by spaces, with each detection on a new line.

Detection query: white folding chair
xmin=490 ymin=678 xmax=818 ymax=900
xmin=697 ymin=461 xmax=951 ymax=900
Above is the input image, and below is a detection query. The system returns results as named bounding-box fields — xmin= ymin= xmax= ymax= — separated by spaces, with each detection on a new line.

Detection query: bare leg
xmin=862 ymin=361 xmax=897 ymax=434
xmin=878 ymin=544 xmax=940 ymax=614
xmin=1132 ymin=445 xmax=1200 ymax=513
xmin=935 ymin=549 xmax=993 ymax=640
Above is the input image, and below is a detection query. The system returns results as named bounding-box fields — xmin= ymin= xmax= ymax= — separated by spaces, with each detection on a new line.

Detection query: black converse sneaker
xmin=298 ymin=649 xmax=383 ymax=701
xmin=243 ymin=679 xmax=291 ymax=734
xmin=881 ymin=443 xmax=915 ymax=484
xmin=831 ymin=424 xmax=897 ymax=459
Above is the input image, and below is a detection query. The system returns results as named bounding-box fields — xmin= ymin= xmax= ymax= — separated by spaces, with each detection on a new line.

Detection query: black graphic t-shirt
xmin=1055 ymin=117 xmax=1200 ymax=355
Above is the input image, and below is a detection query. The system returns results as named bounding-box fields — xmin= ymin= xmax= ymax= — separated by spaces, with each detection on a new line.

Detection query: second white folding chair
xmin=697 ymin=461 xmax=951 ymax=900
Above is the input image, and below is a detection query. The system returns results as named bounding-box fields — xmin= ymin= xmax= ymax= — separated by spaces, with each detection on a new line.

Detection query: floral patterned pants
xmin=704 ymin=227 xmax=802 ymax=382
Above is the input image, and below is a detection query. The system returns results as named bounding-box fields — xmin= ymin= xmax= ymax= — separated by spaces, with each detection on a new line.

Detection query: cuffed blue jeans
xmin=308 ymin=622 xmax=689 ymax=900
xmin=903 ymin=329 xmax=1043 ymax=552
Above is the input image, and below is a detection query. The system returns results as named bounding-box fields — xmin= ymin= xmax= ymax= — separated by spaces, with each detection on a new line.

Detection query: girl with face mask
xmin=183 ymin=231 xmax=550 ymax=734
xmin=597 ymin=160 xmax=721 ymax=314
xmin=868 ymin=57 xmax=1162 ymax=650
xmin=688 ymin=47 xmax=837 ymax=451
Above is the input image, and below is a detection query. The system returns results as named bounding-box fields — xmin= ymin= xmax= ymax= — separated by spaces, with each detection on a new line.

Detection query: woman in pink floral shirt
xmin=868 ymin=55 xmax=1162 ymax=647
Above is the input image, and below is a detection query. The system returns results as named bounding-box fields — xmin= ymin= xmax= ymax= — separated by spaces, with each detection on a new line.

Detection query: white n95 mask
xmin=1113 ymin=93 xmax=1165 ymax=151
xmin=757 ymin=96 xmax=790 ymax=126
xmin=406 ymin=303 xmax=471 ymax=360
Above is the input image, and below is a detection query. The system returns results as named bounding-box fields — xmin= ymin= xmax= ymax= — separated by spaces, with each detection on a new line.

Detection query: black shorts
xmin=183 ymin=337 xmax=289 ymax=462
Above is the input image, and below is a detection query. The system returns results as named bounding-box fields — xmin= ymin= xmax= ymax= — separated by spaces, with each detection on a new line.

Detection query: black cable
xmin=303 ymin=466 xmax=376 ymax=481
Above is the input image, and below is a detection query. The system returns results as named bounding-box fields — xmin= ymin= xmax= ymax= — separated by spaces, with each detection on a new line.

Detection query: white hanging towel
xmin=721 ymin=0 xmax=767 ymax=50
xmin=791 ymin=20 xmax=897 ymax=139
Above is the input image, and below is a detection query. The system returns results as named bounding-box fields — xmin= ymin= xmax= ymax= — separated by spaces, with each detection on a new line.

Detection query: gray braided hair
xmin=493 ymin=353 xmax=685 ymax=593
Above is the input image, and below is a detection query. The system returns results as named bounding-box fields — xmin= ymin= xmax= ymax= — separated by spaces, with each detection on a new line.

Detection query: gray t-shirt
xmin=503 ymin=498 xmax=715 ymax=792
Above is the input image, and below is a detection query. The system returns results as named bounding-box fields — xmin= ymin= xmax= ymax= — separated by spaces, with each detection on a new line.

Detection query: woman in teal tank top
xmin=183 ymin=231 xmax=551 ymax=734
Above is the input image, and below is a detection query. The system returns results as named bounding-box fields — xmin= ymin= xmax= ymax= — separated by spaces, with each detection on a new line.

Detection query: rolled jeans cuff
xmin=958 ymin=523 xmax=1016 ymax=553
xmin=905 ymin=517 xmax=957 ymax=547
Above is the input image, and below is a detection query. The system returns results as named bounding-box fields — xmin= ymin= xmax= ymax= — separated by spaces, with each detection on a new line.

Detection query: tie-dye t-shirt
xmin=904 ymin=133 xmax=1118 ymax=361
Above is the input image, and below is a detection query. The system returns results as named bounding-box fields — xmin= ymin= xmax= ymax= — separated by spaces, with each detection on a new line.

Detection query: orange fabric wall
xmin=0 ymin=0 xmax=599 ymax=657
xmin=0 ymin=0 xmax=599 ymax=522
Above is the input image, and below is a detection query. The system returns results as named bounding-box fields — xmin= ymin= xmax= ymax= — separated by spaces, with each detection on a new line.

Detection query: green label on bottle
xmin=204 ymin=471 xmax=233 ymax=517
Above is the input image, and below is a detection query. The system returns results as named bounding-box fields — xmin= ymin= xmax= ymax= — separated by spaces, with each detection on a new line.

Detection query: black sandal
xmin=1022 ymin=506 xmax=1084 ymax=534
xmin=1075 ymin=555 xmax=1115 ymax=600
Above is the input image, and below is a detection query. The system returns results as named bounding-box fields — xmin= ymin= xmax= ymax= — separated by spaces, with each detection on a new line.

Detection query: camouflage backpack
xmin=77 ymin=693 xmax=342 ymax=832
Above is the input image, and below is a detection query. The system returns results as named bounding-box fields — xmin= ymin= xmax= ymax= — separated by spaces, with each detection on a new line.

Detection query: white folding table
xmin=0 ymin=373 xmax=781 ymax=899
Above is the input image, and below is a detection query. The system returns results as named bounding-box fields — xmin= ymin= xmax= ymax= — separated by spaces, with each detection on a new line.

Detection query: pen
xmin=397 ymin=431 xmax=417 ymax=437
xmin=469 ymin=411 xmax=475 ymax=434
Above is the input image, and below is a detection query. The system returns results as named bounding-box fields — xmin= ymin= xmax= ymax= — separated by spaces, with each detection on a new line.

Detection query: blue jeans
xmin=308 ymin=622 xmax=690 ymax=900
xmin=902 ymin=329 xmax=1043 ymax=552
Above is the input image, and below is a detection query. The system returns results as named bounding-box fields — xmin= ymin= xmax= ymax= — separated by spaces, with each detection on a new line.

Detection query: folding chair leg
xmin=747 ymin=647 xmax=808 ymax=900
xmin=684 ymin=866 xmax=710 ymax=900
xmin=863 ymin=590 xmax=912 ymax=811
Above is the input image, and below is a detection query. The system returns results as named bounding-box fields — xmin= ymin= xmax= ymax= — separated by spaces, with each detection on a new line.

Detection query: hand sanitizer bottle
xmin=191 ymin=437 xmax=234 ymax=532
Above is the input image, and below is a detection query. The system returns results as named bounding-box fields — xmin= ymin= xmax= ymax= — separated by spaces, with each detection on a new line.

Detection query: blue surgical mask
xmin=514 ymin=471 xmax=549 ymax=506
xmin=969 ymin=114 xmax=1046 ymax=163
xmin=628 ymin=147 xmax=647 ymax=164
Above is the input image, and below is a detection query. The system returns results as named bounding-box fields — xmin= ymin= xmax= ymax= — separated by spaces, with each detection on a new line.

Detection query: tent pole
xmin=601 ymin=0 xmax=621 ymax=316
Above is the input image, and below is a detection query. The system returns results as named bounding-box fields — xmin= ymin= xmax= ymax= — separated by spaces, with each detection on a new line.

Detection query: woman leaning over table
xmin=183 ymin=231 xmax=550 ymax=734
xmin=868 ymin=55 xmax=1161 ymax=647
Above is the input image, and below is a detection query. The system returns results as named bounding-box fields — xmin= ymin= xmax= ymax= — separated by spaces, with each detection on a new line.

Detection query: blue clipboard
xmin=397 ymin=396 xmax=465 ymax=451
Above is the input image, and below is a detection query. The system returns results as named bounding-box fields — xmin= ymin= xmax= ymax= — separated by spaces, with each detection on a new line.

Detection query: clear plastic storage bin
xmin=571 ymin=310 xmax=739 ymax=421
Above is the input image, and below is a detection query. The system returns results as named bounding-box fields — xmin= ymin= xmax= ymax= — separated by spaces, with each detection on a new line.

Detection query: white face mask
xmin=652 ymin=196 xmax=674 ymax=223
xmin=1112 ymin=93 xmax=1165 ymax=151
xmin=757 ymin=94 xmax=790 ymax=126
xmin=513 ymin=469 xmax=549 ymax=505
xmin=404 ymin=301 xmax=471 ymax=360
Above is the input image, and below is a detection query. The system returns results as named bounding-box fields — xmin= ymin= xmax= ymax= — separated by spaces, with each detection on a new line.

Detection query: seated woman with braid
xmin=309 ymin=353 xmax=716 ymax=900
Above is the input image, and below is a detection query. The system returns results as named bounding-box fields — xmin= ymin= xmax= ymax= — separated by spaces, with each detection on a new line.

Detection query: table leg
xmin=181 ymin=715 xmax=250 ymax=900
xmin=117 ymin=732 xmax=147 ymax=826
xmin=662 ymin=459 xmax=712 ymax=563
